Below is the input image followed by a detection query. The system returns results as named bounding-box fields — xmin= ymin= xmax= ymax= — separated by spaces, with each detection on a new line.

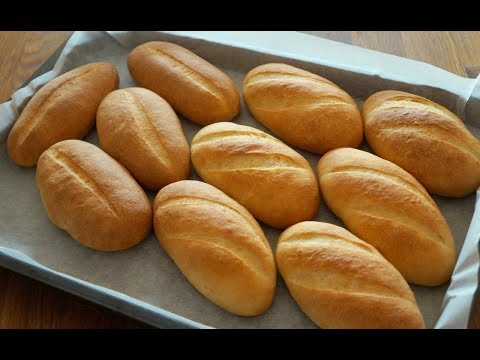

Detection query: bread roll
xmin=276 ymin=221 xmax=425 ymax=329
xmin=191 ymin=122 xmax=319 ymax=229
xmin=363 ymin=90 xmax=480 ymax=197
xmin=153 ymin=180 xmax=276 ymax=316
xmin=36 ymin=140 xmax=152 ymax=251
xmin=317 ymin=148 xmax=455 ymax=286
xmin=243 ymin=63 xmax=363 ymax=154
xmin=127 ymin=41 xmax=240 ymax=126
xmin=97 ymin=87 xmax=190 ymax=191
xmin=7 ymin=63 xmax=119 ymax=167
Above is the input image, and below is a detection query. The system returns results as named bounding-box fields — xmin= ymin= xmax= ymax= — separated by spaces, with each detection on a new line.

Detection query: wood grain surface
xmin=0 ymin=31 xmax=479 ymax=328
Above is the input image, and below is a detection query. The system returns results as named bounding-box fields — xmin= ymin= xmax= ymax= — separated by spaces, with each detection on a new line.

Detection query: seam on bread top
xmin=163 ymin=233 xmax=270 ymax=280
xmin=321 ymin=165 xmax=437 ymax=204
xmin=378 ymin=125 xmax=480 ymax=161
xmin=155 ymin=195 xmax=270 ymax=250
xmin=279 ymin=249 xmax=412 ymax=300
xmin=123 ymin=90 xmax=172 ymax=167
xmin=322 ymin=165 xmax=434 ymax=206
xmin=368 ymin=97 xmax=463 ymax=126
xmin=246 ymin=72 xmax=337 ymax=88
xmin=147 ymin=46 xmax=224 ymax=102
xmin=193 ymin=129 xmax=295 ymax=149
xmin=280 ymin=232 xmax=377 ymax=255
xmin=45 ymin=147 xmax=120 ymax=218
xmin=195 ymin=129 xmax=285 ymax=145
xmin=351 ymin=205 xmax=449 ymax=247
xmin=250 ymin=97 xmax=350 ymax=113
xmin=16 ymin=64 xmax=104 ymax=148
xmin=285 ymin=279 xmax=416 ymax=306
xmin=200 ymin=153 xmax=307 ymax=173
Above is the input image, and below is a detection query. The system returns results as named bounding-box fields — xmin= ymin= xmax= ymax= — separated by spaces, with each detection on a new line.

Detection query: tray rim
xmin=0 ymin=248 xmax=208 ymax=328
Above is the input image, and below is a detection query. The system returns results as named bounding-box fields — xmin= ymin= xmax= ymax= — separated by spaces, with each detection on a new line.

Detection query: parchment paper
xmin=1 ymin=31 xmax=479 ymax=328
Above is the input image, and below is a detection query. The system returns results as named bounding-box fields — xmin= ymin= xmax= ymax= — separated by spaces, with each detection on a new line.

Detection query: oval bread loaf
xmin=243 ymin=63 xmax=363 ymax=154
xmin=153 ymin=180 xmax=276 ymax=316
xmin=191 ymin=122 xmax=320 ymax=229
xmin=363 ymin=90 xmax=480 ymax=197
xmin=317 ymin=148 xmax=456 ymax=286
xmin=276 ymin=221 xmax=425 ymax=329
xmin=36 ymin=140 xmax=152 ymax=251
xmin=127 ymin=41 xmax=240 ymax=126
xmin=7 ymin=62 xmax=119 ymax=167
xmin=97 ymin=87 xmax=190 ymax=191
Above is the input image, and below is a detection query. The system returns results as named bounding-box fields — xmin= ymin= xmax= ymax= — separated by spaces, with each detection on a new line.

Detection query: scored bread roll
xmin=153 ymin=180 xmax=276 ymax=316
xmin=363 ymin=90 xmax=480 ymax=197
xmin=317 ymin=148 xmax=456 ymax=286
xmin=36 ymin=140 xmax=152 ymax=251
xmin=7 ymin=62 xmax=119 ymax=167
xmin=243 ymin=63 xmax=363 ymax=154
xmin=97 ymin=87 xmax=190 ymax=191
xmin=276 ymin=221 xmax=425 ymax=329
xmin=127 ymin=41 xmax=240 ymax=126
xmin=191 ymin=122 xmax=320 ymax=229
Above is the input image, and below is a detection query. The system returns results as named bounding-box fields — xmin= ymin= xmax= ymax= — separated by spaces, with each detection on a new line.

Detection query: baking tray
xmin=1 ymin=31 xmax=479 ymax=328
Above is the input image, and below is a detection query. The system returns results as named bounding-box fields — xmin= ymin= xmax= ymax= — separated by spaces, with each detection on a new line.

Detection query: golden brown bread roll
xmin=127 ymin=41 xmax=240 ymax=126
xmin=191 ymin=122 xmax=320 ymax=229
xmin=317 ymin=148 xmax=455 ymax=286
xmin=153 ymin=180 xmax=276 ymax=316
xmin=7 ymin=62 xmax=119 ymax=167
xmin=363 ymin=90 xmax=480 ymax=197
xmin=36 ymin=140 xmax=152 ymax=251
xmin=96 ymin=87 xmax=190 ymax=191
xmin=276 ymin=221 xmax=425 ymax=329
xmin=242 ymin=63 xmax=363 ymax=154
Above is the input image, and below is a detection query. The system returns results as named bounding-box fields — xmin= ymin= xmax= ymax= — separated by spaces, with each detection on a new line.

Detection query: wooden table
xmin=1 ymin=31 xmax=479 ymax=328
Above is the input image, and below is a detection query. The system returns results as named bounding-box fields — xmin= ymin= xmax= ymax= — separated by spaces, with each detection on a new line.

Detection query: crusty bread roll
xmin=191 ymin=122 xmax=320 ymax=229
xmin=96 ymin=87 xmax=190 ymax=191
xmin=276 ymin=221 xmax=425 ymax=329
xmin=153 ymin=180 xmax=276 ymax=316
xmin=363 ymin=90 xmax=480 ymax=197
xmin=242 ymin=63 xmax=363 ymax=154
xmin=127 ymin=41 xmax=240 ymax=126
xmin=317 ymin=148 xmax=455 ymax=286
xmin=36 ymin=140 xmax=152 ymax=251
xmin=7 ymin=62 xmax=119 ymax=167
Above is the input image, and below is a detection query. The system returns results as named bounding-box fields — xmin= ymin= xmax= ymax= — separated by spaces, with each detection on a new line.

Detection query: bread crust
xmin=317 ymin=147 xmax=456 ymax=286
xmin=191 ymin=122 xmax=320 ymax=229
xmin=7 ymin=62 xmax=119 ymax=167
xmin=363 ymin=90 xmax=480 ymax=197
xmin=243 ymin=63 xmax=363 ymax=154
xmin=36 ymin=140 xmax=152 ymax=251
xmin=153 ymin=180 xmax=276 ymax=316
xmin=128 ymin=41 xmax=240 ymax=126
xmin=97 ymin=87 xmax=190 ymax=191
xmin=276 ymin=221 xmax=425 ymax=329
